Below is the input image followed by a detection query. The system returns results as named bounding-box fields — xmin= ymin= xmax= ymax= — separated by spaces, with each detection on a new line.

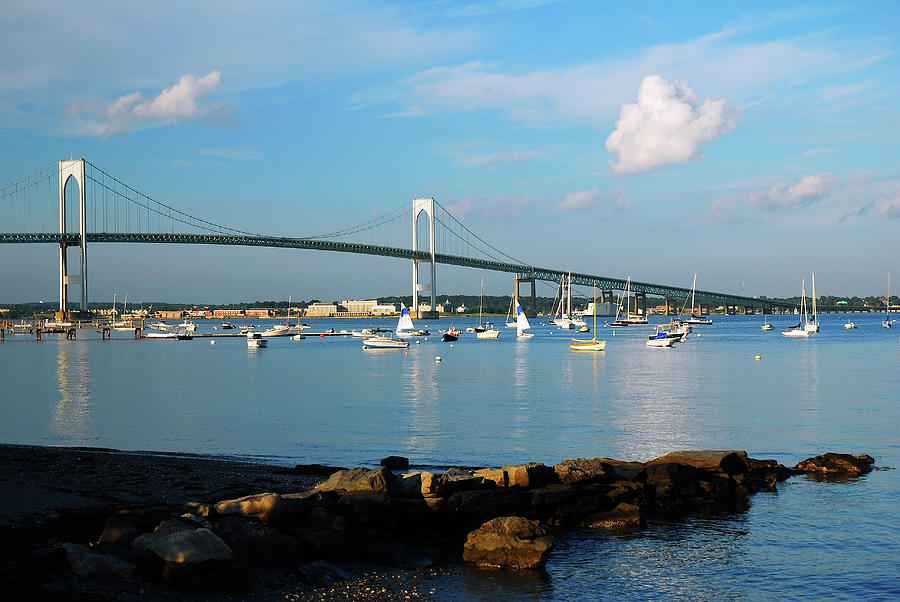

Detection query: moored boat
xmin=441 ymin=326 xmax=460 ymax=342
xmin=363 ymin=333 xmax=409 ymax=349
xmin=247 ymin=332 xmax=267 ymax=348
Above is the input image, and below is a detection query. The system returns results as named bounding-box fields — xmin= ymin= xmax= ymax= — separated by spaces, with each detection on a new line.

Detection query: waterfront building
xmin=341 ymin=300 xmax=378 ymax=314
xmin=245 ymin=308 xmax=272 ymax=318
xmin=213 ymin=309 xmax=245 ymax=318
xmin=304 ymin=303 xmax=337 ymax=317
xmin=371 ymin=304 xmax=396 ymax=316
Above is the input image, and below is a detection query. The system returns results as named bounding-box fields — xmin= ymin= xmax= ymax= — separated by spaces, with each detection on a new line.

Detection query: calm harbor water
xmin=1 ymin=313 xmax=898 ymax=599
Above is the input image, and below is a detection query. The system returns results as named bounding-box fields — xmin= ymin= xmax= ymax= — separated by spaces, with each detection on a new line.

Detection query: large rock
xmin=315 ymin=466 xmax=399 ymax=494
xmin=98 ymin=516 xmax=143 ymax=546
xmin=644 ymin=462 xmax=704 ymax=486
xmin=648 ymin=450 xmax=750 ymax=475
xmin=145 ymin=527 xmax=233 ymax=565
xmin=63 ymin=543 xmax=139 ymax=581
xmin=214 ymin=516 xmax=304 ymax=567
xmin=462 ymin=516 xmax=554 ymax=569
xmin=214 ymin=492 xmax=294 ymax=527
xmin=501 ymin=462 xmax=556 ymax=488
xmin=584 ymin=502 xmax=643 ymax=532
xmin=380 ymin=455 xmax=409 ymax=470
xmin=795 ymin=453 xmax=874 ymax=476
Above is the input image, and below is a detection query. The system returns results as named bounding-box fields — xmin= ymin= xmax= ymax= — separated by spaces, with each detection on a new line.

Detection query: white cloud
xmin=64 ymin=71 xmax=225 ymax=138
xmin=442 ymin=193 xmax=539 ymax=222
xmin=605 ymin=75 xmax=738 ymax=175
xmin=458 ymin=150 xmax=537 ymax=167
xmin=556 ymin=187 xmax=630 ymax=213
xmin=758 ymin=172 xmax=838 ymax=209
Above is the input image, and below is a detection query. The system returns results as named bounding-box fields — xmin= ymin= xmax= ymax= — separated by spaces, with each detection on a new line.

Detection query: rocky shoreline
xmin=0 ymin=444 xmax=874 ymax=600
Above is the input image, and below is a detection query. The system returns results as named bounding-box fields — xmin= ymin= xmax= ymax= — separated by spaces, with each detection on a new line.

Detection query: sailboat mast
xmin=479 ymin=276 xmax=484 ymax=326
xmin=566 ymin=272 xmax=571 ymax=318
xmin=691 ymin=273 xmax=697 ymax=315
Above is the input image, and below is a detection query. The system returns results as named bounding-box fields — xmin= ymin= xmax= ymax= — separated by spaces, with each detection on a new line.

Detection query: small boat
xmin=442 ymin=326 xmax=460 ymax=342
xmin=395 ymin=303 xmax=428 ymax=336
xmin=646 ymin=332 xmax=676 ymax=347
xmin=761 ymin=317 xmax=773 ymax=331
xmin=261 ymin=323 xmax=293 ymax=337
xmin=578 ymin=325 xmax=589 ymax=333
xmin=473 ymin=277 xmax=491 ymax=333
xmin=783 ymin=278 xmax=810 ymax=337
xmin=351 ymin=328 xmax=377 ymax=338
xmin=150 ymin=321 xmax=170 ymax=330
xmin=247 ymin=332 xmax=267 ymax=348
xmin=178 ymin=320 xmax=197 ymax=332
xmin=569 ymin=287 xmax=605 ymax=350
xmin=805 ymin=273 xmax=820 ymax=332
xmin=221 ymin=322 xmax=235 ymax=330
xmin=551 ymin=273 xmax=575 ymax=329
xmin=609 ymin=277 xmax=648 ymax=326
xmin=143 ymin=331 xmax=176 ymax=339
xmin=883 ymin=272 xmax=893 ymax=328
xmin=844 ymin=321 xmax=857 ymax=329
xmin=682 ymin=274 xmax=713 ymax=325
xmin=363 ymin=333 xmax=409 ymax=349
xmin=476 ymin=322 xmax=501 ymax=339
xmin=515 ymin=300 xmax=534 ymax=340
xmin=175 ymin=333 xmax=193 ymax=341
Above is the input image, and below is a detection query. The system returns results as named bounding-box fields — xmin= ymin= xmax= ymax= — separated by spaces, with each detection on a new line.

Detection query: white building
xmin=341 ymin=299 xmax=378 ymax=314
xmin=371 ymin=304 xmax=396 ymax=315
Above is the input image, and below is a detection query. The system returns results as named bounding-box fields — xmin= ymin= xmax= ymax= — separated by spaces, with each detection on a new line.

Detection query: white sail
xmin=515 ymin=300 xmax=531 ymax=335
xmin=397 ymin=302 xmax=415 ymax=333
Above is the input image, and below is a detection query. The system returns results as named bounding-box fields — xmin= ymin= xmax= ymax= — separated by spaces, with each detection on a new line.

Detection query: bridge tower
xmin=58 ymin=159 xmax=88 ymax=316
xmin=412 ymin=197 xmax=437 ymax=319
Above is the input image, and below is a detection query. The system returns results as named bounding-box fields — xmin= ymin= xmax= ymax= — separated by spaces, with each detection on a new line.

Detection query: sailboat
xmin=468 ymin=277 xmax=488 ymax=333
xmin=609 ymin=277 xmax=647 ymax=326
xmin=761 ymin=316 xmax=773 ymax=331
xmin=515 ymin=299 xmax=534 ymax=340
xmin=551 ymin=273 xmax=574 ymax=329
xmin=804 ymin=273 xmax=819 ymax=332
xmin=683 ymin=274 xmax=713 ymax=325
xmin=395 ymin=302 xmax=427 ymax=336
xmin=505 ymin=295 xmax=517 ymax=328
xmin=883 ymin=272 xmax=893 ymax=328
xmin=569 ymin=287 xmax=606 ymax=351
xmin=783 ymin=278 xmax=810 ymax=337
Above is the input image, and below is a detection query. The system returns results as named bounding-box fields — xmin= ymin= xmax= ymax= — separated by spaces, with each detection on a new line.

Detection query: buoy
xmin=449 ymin=344 xmax=454 ymax=347
xmin=435 ymin=356 xmax=442 ymax=361
xmin=754 ymin=355 xmax=761 ymax=360
xmin=405 ymin=352 xmax=409 ymax=356
xmin=416 ymin=340 xmax=421 ymax=345
xmin=424 ymin=337 xmax=428 ymax=341
xmin=210 ymin=340 xmax=216 ymax=345
xmin=320 ymin=334 xmax=324 ymax=338
xmin=697 ymin=334 xmax=702 ymax=338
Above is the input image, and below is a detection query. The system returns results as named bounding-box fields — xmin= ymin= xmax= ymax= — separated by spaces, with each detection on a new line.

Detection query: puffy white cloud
xmin=605 ymin=75 xmax=738 ymax=175
xmin=442 ymin=193 xmax=539 ymax=222
xmin=556 ymin=187 xmax=630 ymax=213
xmin=872 ymin=194 xmax=900 ymax=219
xmin=756 ymin=172 xmax=838 ymax=209
xmin=64 ymin=71 xmax=225 ymax=138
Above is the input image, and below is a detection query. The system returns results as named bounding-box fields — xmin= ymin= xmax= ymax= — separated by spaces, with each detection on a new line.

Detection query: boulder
xmin=644 ymin=462 xmax=704 ymax=486
xmin=131 ymin=518 xmax=195 ymax=554
xmin=315 ymin=466 xmax=399 ymax=494
xmin=584 ymin=502 xmax=643 ymax=532
xmin=145 ymin=528 xmax=233 ymax=565
xmin=473 ymin=468 xmax=508 ymax=488
xmin=380 ymin=455 xmax=410 ymax=470
xmin=214 ymin=516 xmax=303 ymax=567
xmin=294 ymin=528 xmax=359 ymax=563
xmin=397 ymin=471 xmax=448 ymax=498
xmin=98 ymin=516 xmax=143 ymax=546
xmin=214 ymin=492 xmax=294 ymax=527
xmin=648 ymin=450 xmax=750 ymax=474
xmin=462 ymin=516 xmax=554 ymax=569
xmin=501 ymin=462 xmax=556 ymax=488
xmin=63 ymin=543 xmax=138 ymax=581
xmin=794 ymin=453 xmax=874 ymax=476
xmin=334 ymin=490 xmax=393 ymax=526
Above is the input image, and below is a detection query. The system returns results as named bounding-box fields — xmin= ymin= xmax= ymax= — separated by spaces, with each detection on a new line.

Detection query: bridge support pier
xmin=412 ymin=198 xmax=437 ymax=320
xmin=58 ymin=159 xmax=88 ymax=316
xmin=515 ymin=277 xmax=536 ymax=316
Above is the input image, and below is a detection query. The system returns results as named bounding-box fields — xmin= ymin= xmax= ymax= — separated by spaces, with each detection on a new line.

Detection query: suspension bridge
xmin=0 ymin=158 xmax=792 ymax=318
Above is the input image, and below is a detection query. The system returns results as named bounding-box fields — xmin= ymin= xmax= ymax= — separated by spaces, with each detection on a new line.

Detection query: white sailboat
xmin=683 ymin=274 xmax=713 ymax=325
xmin=476 ymin=279 xmax=501 ymax=339
xmin=883 ymin=272 xmax=893 ymax=328
xmin=515 ymin=299 xmax=534 ymax=340
xmin=805 ymin=273 xmax=819 ymax=332
xmin=569 ymin=287 xmax=606 ymax=351
xmin=395 ymin=302 xmax=416 ymax=336
xmin=783 ymin=278 xmax=810 ymax=338
xmin=551 ymin=274 xmax=574 ymax=329
xmin=505 ymin=295 xmax=517 ymax=328
xmin=609 ymin=277 xmax=647 ymax=326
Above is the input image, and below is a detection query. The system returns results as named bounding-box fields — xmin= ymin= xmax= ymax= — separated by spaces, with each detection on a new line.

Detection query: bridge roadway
xmin=0 ymin=232 xmax=795 ymax=311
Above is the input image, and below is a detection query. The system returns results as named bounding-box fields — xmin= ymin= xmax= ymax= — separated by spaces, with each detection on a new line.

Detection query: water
xmin=1 ymin=313 xmax=898 ymax=598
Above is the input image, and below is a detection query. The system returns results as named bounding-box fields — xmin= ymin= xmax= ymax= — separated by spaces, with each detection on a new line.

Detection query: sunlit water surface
xmin=2 ymin=313 xmax=898 ymax=599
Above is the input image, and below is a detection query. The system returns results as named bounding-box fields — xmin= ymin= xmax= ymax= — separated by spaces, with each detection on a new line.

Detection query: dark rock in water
xmin=795 ymin=453 xmax=875 ymax=476
xmin=644 ymin=462 xmax=704 ymax=486
xmin=99 ymin=516 xmax=143 ymax=546
xmin=648 ymin=450 xmax=750 ymax=474
xmin=463 ymin=516 xmax=554 ymax=569
xmin=292 ymin=463 xmax=348 ymax=476
xmin=380 ymin=455 xmax=410 ymax=470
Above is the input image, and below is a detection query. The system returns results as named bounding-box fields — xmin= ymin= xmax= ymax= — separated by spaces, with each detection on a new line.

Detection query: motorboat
xmin=652 ymin=323 xmax=688 ymax=342
xmin=363 ymin=333 xmax=409 ymax=349
xmin=441 ymin=326 xmax=460 ymax=342
xmin=247 ymin=332 xmax=267 ymax=348
xmin=844 ymin=321 xmax=857 ymax=329
xmin=178 ymin=320 xmax=197 ymax=332
xmin=351 ymin=328 xmax=377 ymax=338
xmin=646 ymin=332 xmax=676 ymax=347
xmin=476 ymin=322 xmax=501 ymax=339
xmin=221 ymin=322 xmax=235 ymax=330
xmin=143 ymin=331 xmax=176 ymax=339
xmin=150 ymin=321 xmax=171 ymax=330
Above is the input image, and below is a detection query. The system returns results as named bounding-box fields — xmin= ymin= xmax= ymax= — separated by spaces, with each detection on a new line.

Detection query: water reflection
xmin=405 ymin=349 xmax=441 ymax=459
xmin=53 ymin=344 xmax=93 ymax=442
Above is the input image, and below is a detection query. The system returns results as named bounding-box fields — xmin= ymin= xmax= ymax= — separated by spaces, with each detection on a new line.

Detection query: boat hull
xmin=569 ymin=339 xmax=605 ymax=351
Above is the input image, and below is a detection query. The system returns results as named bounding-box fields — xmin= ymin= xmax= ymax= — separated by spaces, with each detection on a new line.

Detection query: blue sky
xmin=1 ymin=1 xmax=898 ymax=304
